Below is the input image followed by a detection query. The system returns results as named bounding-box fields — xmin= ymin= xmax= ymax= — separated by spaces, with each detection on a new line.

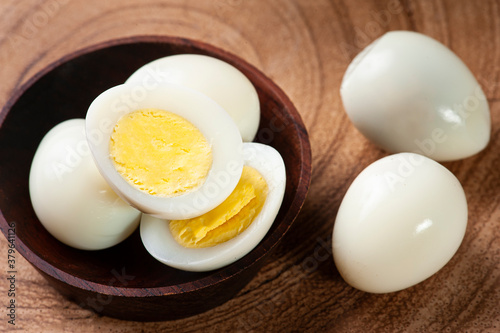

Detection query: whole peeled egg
xmin=332 ymin=152 xmax=467 ymax=293
xmin=125 ymin=54 xmax=260 ymax=142
xmin=340 ymin=31 xmax=491 ymax=161
xmin=29 ymin=119 xmax=141 ymax=250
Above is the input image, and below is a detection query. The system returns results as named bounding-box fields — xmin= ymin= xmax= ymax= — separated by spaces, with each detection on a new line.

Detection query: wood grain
xmin=0 ymin=0 xmax=499 ymax=332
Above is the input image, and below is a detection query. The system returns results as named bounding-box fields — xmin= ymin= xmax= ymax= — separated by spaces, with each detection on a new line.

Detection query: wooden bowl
xmin=0 ymin=36 xmax=311 ymax=321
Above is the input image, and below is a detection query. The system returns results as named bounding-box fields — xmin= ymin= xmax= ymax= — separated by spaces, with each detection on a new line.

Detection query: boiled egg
xmin=140 ymin=142 xmax=286 ymax=272
xmin=341 ymin=31 xmax=491 ymax=161
xmin=332 ymin=152 xmax=467 ymax=293
xmin=29 ymin=119 xmax=141 ymax=250
xmin=126 ymin=54 xmax=260 ymax=142
xmin=85 ymin=82 xmax=244 ymax=220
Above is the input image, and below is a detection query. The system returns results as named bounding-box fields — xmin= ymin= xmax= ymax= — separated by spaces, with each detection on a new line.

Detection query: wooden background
xmin=0 ymin=0 xmax=499 ymax=332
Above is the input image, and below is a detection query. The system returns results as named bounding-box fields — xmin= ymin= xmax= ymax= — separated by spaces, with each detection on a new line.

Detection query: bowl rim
xmin=0 ymin=35 xmax=312 ymax=297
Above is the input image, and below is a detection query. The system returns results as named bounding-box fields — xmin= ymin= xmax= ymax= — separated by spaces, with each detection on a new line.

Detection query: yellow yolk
xmin=169 ymin=166 xmax=269 ymax=248
xmin=109 ymin=108 xmax=212 ymax=197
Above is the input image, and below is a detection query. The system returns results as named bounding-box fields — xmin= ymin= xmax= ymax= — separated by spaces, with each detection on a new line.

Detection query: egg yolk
xmin=169 ymin=166 xmax=268 ymax=248
xmin=109 ymin=108 xmax=212 ymax=197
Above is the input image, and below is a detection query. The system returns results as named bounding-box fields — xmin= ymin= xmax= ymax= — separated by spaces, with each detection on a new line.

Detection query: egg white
xmin=340 ymin=31 xmax=490 ymax=161
xmin=125 ymin=54 xmax=260 ymax=142
xmin=85 ymin=82 xmax=244 ymax=220
xmin=29 ymin=119 xmax=141 ymax=250
xmin=332 ymin=152 xmax=467 ymax=293
xmin=140 ymin=142 xmax=286 ymax=272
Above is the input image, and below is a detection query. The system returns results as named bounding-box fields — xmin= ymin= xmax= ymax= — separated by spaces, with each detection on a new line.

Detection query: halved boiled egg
xmin=140 ymin=142 xmax=286 ymax=272
xmin=85 ymin=82 xmax=244 ymax=220
xmin=29 ymin=119 xmax=141 ymax=250
xmin=125 ymin=54 xmax=260 ymax=142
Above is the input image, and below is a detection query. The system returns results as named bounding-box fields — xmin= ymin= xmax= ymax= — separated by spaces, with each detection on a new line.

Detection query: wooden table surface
xmin=1 ymin=0 xmax=499 ymax=332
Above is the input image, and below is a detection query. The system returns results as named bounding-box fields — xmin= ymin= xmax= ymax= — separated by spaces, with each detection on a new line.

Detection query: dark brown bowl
xmin=0 ymin=36 xmax=311 ymax=321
